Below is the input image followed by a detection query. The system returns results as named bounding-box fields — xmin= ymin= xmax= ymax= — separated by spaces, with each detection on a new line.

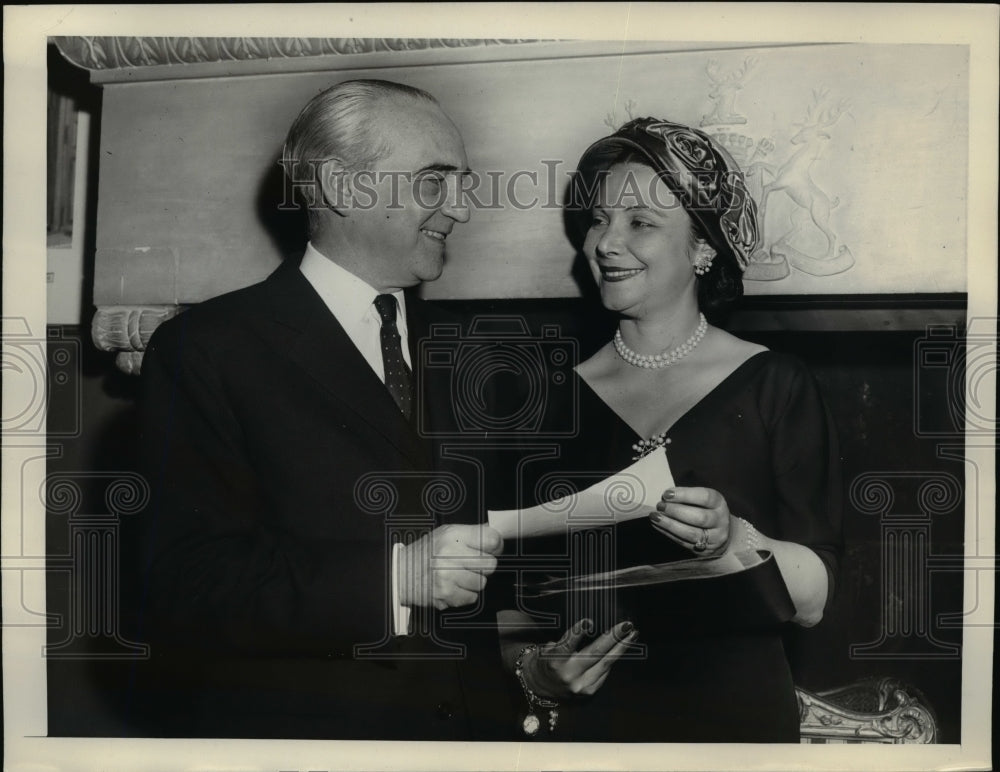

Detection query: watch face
xmin=522 ymin=713 xmax=541 ymax=736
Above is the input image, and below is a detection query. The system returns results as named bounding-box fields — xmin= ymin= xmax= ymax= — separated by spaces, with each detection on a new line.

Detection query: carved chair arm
xmin=797 ymin=677 xmax=937 ymax=743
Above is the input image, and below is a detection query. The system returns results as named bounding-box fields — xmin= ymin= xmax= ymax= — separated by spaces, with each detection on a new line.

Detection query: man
xmin=136 ymin=80 xmax=506 ymax=739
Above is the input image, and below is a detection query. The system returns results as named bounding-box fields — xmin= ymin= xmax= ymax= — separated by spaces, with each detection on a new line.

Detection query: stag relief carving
xmin=748 ymin=89 xmax=855 ymax=278
xmin=701 ymin=58 xmax=758 ymax=127
xmin=604 ymin=99 xmax=638 ymax=131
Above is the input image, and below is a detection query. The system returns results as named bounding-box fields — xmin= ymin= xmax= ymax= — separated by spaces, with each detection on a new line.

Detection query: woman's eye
xmin=590 ymin=215 xmax=608 ymax=227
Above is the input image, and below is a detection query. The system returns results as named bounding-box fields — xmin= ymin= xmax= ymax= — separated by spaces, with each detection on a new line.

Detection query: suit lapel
xmin=406 ymin=295 xmax=463 ymax=447
xmin=263 ymin=261 xmax=429 ymax=467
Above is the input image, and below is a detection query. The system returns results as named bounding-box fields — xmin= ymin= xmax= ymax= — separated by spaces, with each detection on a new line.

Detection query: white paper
xmin=488 ymin=449 xmax=674 ymax=539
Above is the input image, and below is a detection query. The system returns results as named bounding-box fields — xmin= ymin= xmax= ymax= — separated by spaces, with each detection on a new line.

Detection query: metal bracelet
xmin=736 ymin=516 xmax=762 ymax=551
xmin=514 ymin=644 xmax=559 ymax=736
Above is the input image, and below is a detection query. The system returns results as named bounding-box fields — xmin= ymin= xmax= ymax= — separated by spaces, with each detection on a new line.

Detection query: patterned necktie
xmin=373 ymin=294 xmax=412 ymax=420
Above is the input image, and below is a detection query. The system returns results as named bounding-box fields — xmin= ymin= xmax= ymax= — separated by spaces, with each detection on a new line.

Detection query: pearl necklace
xmin=613 ymin=313 xmax=708 ymax=369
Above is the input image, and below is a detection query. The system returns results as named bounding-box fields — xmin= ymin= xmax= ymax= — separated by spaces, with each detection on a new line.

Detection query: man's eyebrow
xmin=418 ymin=163 xmax=472 ymax=175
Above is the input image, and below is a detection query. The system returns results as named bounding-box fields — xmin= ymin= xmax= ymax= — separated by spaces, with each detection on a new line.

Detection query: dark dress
xmin=491 ymin=350 xmax=842 ymax=742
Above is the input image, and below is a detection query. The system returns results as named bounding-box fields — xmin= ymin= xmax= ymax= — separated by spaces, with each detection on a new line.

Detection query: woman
xmin=496 ymin=118 xmax=842 ymax=742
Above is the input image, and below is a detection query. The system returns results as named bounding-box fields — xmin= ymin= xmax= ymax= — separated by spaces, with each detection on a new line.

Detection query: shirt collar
xmin=299 ymin=242 xmax=408 ymax=335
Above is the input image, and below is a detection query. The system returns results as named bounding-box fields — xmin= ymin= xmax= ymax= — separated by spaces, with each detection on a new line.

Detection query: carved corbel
xmin=92 ymin=305 xmax=182 ymax=375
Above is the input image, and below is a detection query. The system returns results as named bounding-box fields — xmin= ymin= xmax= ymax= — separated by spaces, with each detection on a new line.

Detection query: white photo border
xmin=3 ymin=4 xmax=996 ymax=771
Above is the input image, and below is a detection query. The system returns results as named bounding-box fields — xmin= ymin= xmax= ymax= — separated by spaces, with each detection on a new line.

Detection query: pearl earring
xmin=692 ymin=248 xmax=715 ymax=276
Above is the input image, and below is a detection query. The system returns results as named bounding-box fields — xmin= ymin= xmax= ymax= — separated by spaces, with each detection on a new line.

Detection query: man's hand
xmin=398 ymin=524 xmax=504 ymax=610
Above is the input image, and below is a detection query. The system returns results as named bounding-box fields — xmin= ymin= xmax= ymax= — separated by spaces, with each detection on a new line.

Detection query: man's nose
xmin=441 ymin=192 xmax=470 ymax=223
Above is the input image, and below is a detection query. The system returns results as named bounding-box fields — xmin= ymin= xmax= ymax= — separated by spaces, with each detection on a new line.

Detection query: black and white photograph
xmin=3 ymin=4 xmax=997 ymax=771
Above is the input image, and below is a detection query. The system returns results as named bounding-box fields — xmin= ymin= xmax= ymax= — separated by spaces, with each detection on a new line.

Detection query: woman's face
xmin=583 ymin=162 xmax=700 ymax=320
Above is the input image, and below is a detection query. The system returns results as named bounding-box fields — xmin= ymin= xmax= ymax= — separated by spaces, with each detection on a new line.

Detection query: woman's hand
xmin=651 ymin=486 xmax=732 ymax=556
xmin=651 ymin=489 xmax=830 ymax=625
xmin=520 ymin=619 xmax=638 ymax=700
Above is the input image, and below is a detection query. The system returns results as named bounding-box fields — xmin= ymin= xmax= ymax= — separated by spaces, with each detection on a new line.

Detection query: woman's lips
xmin=600 ymin=267 xmax=644 ymax=282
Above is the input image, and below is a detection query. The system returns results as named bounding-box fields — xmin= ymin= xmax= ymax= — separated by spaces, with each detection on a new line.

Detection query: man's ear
xmin=318 ymin=159 xmax=352 ymax=215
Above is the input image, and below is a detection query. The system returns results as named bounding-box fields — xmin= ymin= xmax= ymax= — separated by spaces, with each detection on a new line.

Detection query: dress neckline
xmin=575 ymin=350 xmax=773 ymax=443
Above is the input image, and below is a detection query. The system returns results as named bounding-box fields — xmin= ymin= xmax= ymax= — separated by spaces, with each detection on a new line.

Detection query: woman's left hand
xmin=651 ymin=487 xmax=732 ymax=556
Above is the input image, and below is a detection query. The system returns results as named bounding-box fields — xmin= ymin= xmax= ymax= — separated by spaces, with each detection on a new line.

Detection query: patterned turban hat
xmin=571 ymin=117 xmax=759 ymax=271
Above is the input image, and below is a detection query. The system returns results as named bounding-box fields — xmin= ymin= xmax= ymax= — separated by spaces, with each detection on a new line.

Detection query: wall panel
xmin=89 ymin=42 xmax=968 ymax=309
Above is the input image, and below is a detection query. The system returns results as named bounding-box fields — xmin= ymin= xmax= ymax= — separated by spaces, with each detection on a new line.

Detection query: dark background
xmin=45 ymin=302 xmax=967 ymax=742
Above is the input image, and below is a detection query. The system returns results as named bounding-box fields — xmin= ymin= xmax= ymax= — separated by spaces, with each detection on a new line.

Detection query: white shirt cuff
xmin=391 ymin=542 xmax=411 ymax=636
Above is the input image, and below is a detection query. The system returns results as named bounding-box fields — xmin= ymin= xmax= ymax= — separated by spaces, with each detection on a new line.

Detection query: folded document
xmin=487 ymin=449 xmax=674 ymax=540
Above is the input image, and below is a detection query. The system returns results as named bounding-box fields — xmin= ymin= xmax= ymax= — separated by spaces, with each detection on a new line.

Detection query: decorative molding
xmin=796 ymin=678 xmax=937 ymax=743
xmin=92 ymin=305 xmax=182 ymax=375
xmin=53 ymin=37 xmax=546 ymax=71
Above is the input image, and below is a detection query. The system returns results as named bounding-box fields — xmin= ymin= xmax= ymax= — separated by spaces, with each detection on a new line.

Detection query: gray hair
xmin=281 ymin=79 xmax=437 ymax=231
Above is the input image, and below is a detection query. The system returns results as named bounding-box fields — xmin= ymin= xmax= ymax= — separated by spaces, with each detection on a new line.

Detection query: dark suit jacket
xmin=132 ymin=258 xmax=517 ymax=739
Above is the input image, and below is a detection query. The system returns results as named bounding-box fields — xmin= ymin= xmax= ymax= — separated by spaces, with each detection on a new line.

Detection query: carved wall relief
xmin=604 ymin=47 xmax=964 ymax=298
xmin=689 ymin=58 xmax=858 ymax=282
xmin=596 ymin=56 xmax=861 ymax=284
xmin=701 ymin=57 xmax=758 ymax=127
xmin=747 ymin=88 xmax=855 ymax=280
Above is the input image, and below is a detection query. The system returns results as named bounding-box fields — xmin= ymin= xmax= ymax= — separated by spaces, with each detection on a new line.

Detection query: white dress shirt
xmin=299 ymin=242 xmax=411 ymax=374
xmin=299 ymin=242 xmax=412 ymax=635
